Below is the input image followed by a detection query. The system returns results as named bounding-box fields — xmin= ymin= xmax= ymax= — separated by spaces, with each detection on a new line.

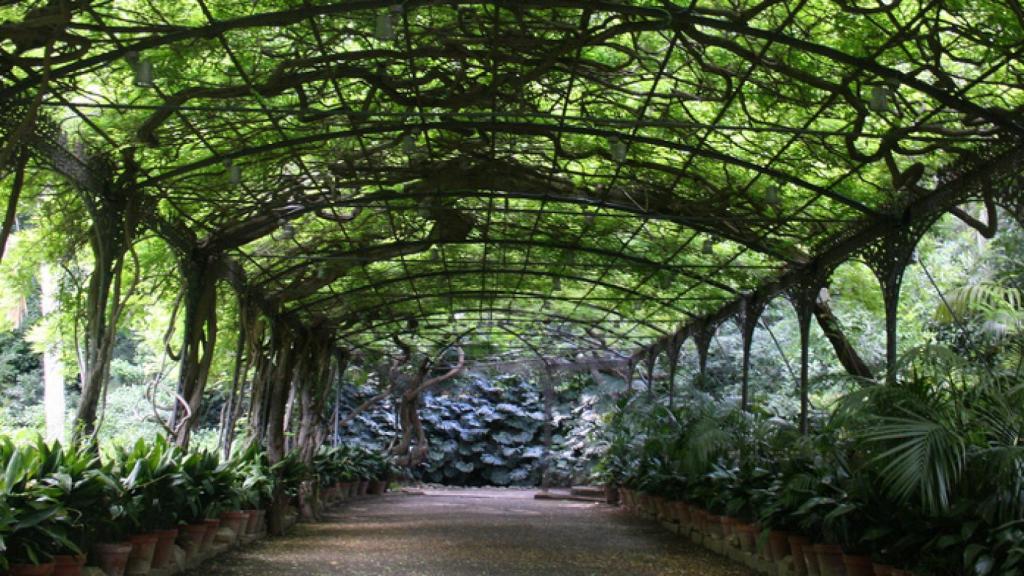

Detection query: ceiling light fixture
xmin=608 ymin=136 xmax=627 ymax=162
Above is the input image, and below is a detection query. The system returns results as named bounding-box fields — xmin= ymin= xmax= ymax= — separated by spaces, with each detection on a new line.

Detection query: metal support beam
xmin=737 ymin=293 xmax=769 ymax=411
xmin=860 ymin=221 xmax=934 ymax=384
xmin=692 ymin=319 xmax=716 ymax=391
xmin=786 ymin=267 xmax=831 ymax=434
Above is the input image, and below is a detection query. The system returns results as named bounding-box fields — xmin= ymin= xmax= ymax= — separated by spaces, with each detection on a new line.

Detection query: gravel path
xmin=193 ymin=489 xmax=755 ymax=576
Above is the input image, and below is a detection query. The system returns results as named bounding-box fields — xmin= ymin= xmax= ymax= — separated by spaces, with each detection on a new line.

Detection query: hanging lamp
xmin=869 ymin=85 xmax=889 ymax=112
xmin=134 ymin=60 xmax=155 ymax=88
xmin=375 ymin=11 xmax=395 ymax=40
xmin=226 ymin=161 xmax=241 ymax=186
xmin=608 ymin=136 xmax=627 ymax=162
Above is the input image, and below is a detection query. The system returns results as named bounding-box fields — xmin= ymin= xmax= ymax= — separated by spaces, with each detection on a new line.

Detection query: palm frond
xmin=863 ymin=414 xmax=967 ymax=515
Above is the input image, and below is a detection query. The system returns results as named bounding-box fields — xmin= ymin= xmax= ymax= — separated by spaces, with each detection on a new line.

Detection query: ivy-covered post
xmin=861 ymin=224 xmax=930 ymax=384
xmin=296 ymin=335 xmax=343 ymax=520
xmin=643 ymin=347 xmax=657 ymax=401
xmin=171 ymin=249 xmax=221 ymax=448
xmin=73 ymin=151 xmax=145 ymax=440
xmin=787 ymin=277 xmax=824 ymax=434
xmin=692 ymin=319 xmax=715 ymax=391
xmin=738 ymin=294 xmax=768 ymax=412
xmin=665 ymin=331 xmax=686 ymax=410
xmin=220 ymin=295 xmax=257 ymax=458
xmin=251 ymin=321 xmax=301 ymax=536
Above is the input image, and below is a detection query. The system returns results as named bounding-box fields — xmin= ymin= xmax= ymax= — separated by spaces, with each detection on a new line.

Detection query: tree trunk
xmin=171 ymin=252 xmax=220 ymax=448
xmin=72 ymin=155 xmax=141 ymax=441
xmin=812 ymin=298 xmax=875 ymax=381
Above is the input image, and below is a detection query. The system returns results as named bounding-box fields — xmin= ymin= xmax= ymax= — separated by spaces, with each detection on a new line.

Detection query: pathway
xmin=192 ymin=488 xmax=754 ymax=576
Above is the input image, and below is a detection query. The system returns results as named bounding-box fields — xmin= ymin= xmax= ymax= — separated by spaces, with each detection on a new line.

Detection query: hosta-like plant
xmin=0 ymin=438 xmax=80 ymax=566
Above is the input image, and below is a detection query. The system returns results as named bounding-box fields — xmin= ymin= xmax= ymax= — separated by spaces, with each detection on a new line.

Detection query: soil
xmin=189 ymin=488 xmax=755 ymax=575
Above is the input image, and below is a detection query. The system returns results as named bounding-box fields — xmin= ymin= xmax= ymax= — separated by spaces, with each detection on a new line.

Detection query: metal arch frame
xmin=337 ymin=305 xmax=660 ymax=349
xmin=1 ymin=0 xmax=1021 ymax=368
xmin=135 ymin=119 xmax=878 ymax=217
xmin=4 ymin=1 xmax=1018 ymax=135
xmin=331 ymin=289 xmax=672 ymax=339
xmin=254 ymin=236 xmax=748 ymax=297
xmin=784 ymin=263 xmax=837 ymax=434
xmin=287 ymin=266 xmax=715 ymax=318
xmin=737 ymin=292 xmax=770 ymax=412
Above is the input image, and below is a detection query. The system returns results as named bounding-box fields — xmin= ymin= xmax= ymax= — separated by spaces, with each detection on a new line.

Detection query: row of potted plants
xmin=594 ymin=352 xmax=1024 ymax=576
xmin=0 ymin=436 xmax=304 ymax=576
xmin=619 ymin=486 xmax=911 ymax=576
xmin=314 ymin=445 xmax=394 ymax=500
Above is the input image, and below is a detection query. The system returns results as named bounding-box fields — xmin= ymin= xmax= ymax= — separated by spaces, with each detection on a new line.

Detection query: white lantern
xmin=401 ymin=132 xmax=417 ymax=155
xmin=869 ymin=85 xmax=889 ymax=113
xmin=227 ymin=162 xmax=241 ymax=186
xmin=134 ymin=60 xmax=155 ymax=88
xmin=375 ymin=12 xmax=395 ymax=40
xmin=608 ymin=136 xmax=627 ymax=162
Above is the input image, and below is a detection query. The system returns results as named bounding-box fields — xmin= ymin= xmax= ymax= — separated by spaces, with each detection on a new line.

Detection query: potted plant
xmin=47 ymin=440 xmax=119 ymax=576
xmin=0 ymin=439 xmax=83 ymax=576
xmin=177 ymin=450 xmax=225 ymax=556
xmin=232 ymin=443 xmax=276 ymax=536
xmin=110 ymin=437 xmax=189 ymax=575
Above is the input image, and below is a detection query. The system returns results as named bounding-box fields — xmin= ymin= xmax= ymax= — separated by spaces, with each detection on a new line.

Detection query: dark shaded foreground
xmin=191 ymin=489 xmax=755 ymax=576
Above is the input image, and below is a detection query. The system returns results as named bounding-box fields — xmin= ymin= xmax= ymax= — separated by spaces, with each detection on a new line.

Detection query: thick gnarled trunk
xmin=171 ymin=252 xmax=221 ymax=448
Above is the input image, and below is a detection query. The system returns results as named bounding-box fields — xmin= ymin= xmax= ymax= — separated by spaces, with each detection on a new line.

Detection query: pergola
xmin=1 ymin=0 xmax=1022 ymax=452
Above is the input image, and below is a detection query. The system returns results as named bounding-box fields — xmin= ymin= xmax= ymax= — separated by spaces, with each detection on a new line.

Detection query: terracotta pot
xmin=803 ymin=544 xmax=821 ymax=576
xmin=605 ymin=485 xmax=620 ymax=505
xmin=634 ymin=492 xmax=646 ymax=513
xmin=651 ymin=496 xmax=666 ymax=520
xmin=720 ymin=515 xmax=738 ymax=538
xmin=815 ymin=544 xmax=847 ymax=576
xmin=788 ymin=535 xmax=810 ymax=576
xmin=177 ymin=523 xmax=207 ymax=561
xmin=151 ymin=529 xmax=178 ymax=569
xmin=201 ymin=518 xmax=221 ymax=550
xmin=8 ymin=563 xmax=56 ymax=576
xmin=255 ymin=509 xmax=267 ymax=534
xmin=242 ymin=510 xmax=260 ymax=534
xmin=843 ymin=555 xmax=874 ymax=576
xmin=369 ymin=479 xmax=387 ymax=495
xmin=693 ymin=509 xmax=708 ymax=533
xmin=220 ymin=511 xmax=248 ymax=543
xmin=767 ymin=530 xmax=792 ymax=563
xmin=53 ymin=554 xmax=86 ymax=576
xmin=338 ymin=482 xmax=352 ymax=500
xmin=125 ymin=533 xmax=158 ymax=576
xmin=92 ymin=542 xmax=133 ymax=576
xmin=671 ymin=501 xmax=689 ymax=524
xmin=734 ymin=523 xmax=757 ymax=554
xmin=357 ymin=479 xmax=370 ymax=496
xmin=706 ymin=515 xmax=726 ymax=538
xmin=872 ymin=564 xmax=895 ymax=576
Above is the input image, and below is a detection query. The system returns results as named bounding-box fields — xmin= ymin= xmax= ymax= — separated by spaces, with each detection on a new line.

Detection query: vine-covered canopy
xmin=2 ymin=0 xmax=1022 ymax=360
